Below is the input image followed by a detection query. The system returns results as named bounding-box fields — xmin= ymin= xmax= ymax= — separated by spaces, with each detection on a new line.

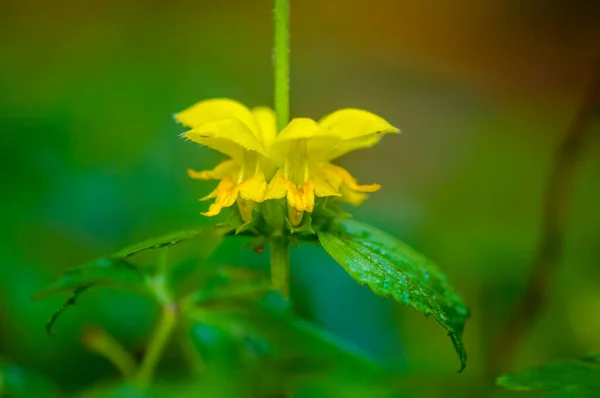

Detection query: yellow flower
xmin=176 ymin=99 xmax=277 ymax=222
xmin=178 ymin=98 xmax=398 ymax=226
xmin=264 ymin=109 xmax=399 ymax=225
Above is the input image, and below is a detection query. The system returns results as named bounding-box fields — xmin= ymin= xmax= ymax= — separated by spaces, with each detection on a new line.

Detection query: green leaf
xmin=163 ymin=227 xmax=232 ymax=294
xmin=317 ymin=218 xmax=469 ymax=372
xmin=33 ymin=258 xmax=149 ymax=333
xmin=0 ymin=362 xmax=60 ymax=397
xmin=497 ymin=355 xmax=600 ymax=397
xmin=34 ymin=258 xmax=149 ymax=300
xmin=73 ymin=383 xmax=155 ymax=398
xmin=190 ymin=268 xmax=275 ymax=304
xmin=34 ymin=225 xmax=232 ymax=332
xmin=286 ymin=213 xmax=316 ymax=235
xmin=184 ymin=293 xmax=389 ymax=396
xmin=113 ymin=225 xmax=232 ymax=258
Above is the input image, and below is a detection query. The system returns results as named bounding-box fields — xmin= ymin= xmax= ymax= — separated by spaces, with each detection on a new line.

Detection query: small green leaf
xmin=164 ymin=226 xmax=232 ymax=293
xmin=73 ymin=383 xmax=154 ymax=398
xmin=185 ymin=317 xmax=275 ymax=397
xmin=317 ymin=218 xmax=469 ymax=372
xmin=186 ymin=293 xmax=384 ymax=378
xmin=313 ymin=197 xmax=351 ymax=220
xmin=286 ymin=213 xmax=316 ymax=235
xmin=33 ymin=258 xmax=149 ymax=333
xmin=43 ymin=286 xmax=89 ymax=334
xmin=113 ymin=225 xmax=232 ymax=258
xmin=34 ymin=225 xmax=232 ymax=332
xmin=258 ymin=199 xmax=286 ymax=233
xmin=194 ymin=268 xmax=275 ymax=304
xmin=0 ymin=361 xmax=60 ymax=397
xmin=178 ymin=268 xmax=274 ymax=311
xmin=34 ymin=258 xmax=149 ymax=300
xmin=497 ymin=355 xmax=600 ymax=397
xmin=181 ymin=270 xmax=393 ymax=394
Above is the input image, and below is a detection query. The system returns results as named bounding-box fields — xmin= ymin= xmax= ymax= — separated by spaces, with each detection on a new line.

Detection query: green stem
xmin=274 ymin=0 xmax=290 ymax=132
xmin=136 ymin=249 xmax=176 ymax=388
xmin=82 ymin=326 xmax=137 ymax=379
xmin=271 ymin=236 xmax=290 ymax=298
xmin=135 ymin=303 xmax=177 ymax=388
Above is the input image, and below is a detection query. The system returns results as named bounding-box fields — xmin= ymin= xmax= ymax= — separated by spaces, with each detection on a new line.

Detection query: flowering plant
xmin=32 ymin=0 xmax=469 ymax=395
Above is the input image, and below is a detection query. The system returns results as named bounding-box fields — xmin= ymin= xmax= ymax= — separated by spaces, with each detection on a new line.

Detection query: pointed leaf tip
xmin=317 ymin=218 xmax=469 ymax=372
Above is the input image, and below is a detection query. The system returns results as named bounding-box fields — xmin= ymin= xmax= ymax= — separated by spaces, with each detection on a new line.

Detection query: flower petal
xmin=175 ymin=98 xmax=259 ymax=134
xmin=187 ymin=160 xmax=238 ymax=180
xmin=264 ymin=171 xmax=288 ymax=200
xmin=326 ymin=164 xmax=381 ymax=193
xmin=339 ymin=187 xmax=368 ymax=206
xmin=324 ymin=134 xmax=383 ymax=161
xmin=319 ymin=108 xmax=399 ymax=139
xmin=251 ymin=107 xmax=277 ymax=149
xmin=300 ymin=180 xmax=316 ymax=213
xmin=319 ymin=108 xmax=399 ymax=160
xmin=185 ymin=118 xmax=267 ymax=160
xmin=276 ymin=118 xmax=325 ymax=141
xmin=264 ymin=171 xmax=318 ymax=212
xmin=200 ymin=188 xmax=218 ymax=201
xmin=320 ymin=165 xmax=375 ymax=206
xmin=201 ymin=177 xmax=239 ymax=217
xmin=312 ymin=172 xmax=341 ymax=197
xmin=239 ymin=171 xmax=267 ymax=202
xmin=271 ymin=118 xmax=339 ymax=165
xmin=286 ymin=179 xmax=315 ymax=213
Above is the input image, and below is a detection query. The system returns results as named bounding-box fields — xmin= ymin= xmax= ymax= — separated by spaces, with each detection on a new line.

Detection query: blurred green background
xmin=1 ymin=0 xmax=600 ymax=396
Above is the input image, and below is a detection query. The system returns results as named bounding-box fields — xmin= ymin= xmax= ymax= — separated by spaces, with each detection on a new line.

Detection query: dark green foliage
xmin=32 ymin=225 xmax=399 ymax=396
xmin=183 ymin=268 xmax=275 ymax=305
xmin=318 ymin=218 xmax=469 ymax=371
xmin=185 ymin=292 xmax=393 ymax=396
xmin=30 ymin=218 xmax=472 ymax=395
xmin=181 ymin=267 xmax=389 ymax=394
xmin=33 ymin=226 xmax=230 ymax=333
xmin=33 ymin=258 xmax=150 ymax=334
xmin=34 ymin=258 xmax=150 ymax=301
xmin=0 ymin=362 xmax=60 ymax=397
xmin=497 ymin=355 xmax=600 ymax=397
xmin=73 ymin=383 xmax=152 ymax=398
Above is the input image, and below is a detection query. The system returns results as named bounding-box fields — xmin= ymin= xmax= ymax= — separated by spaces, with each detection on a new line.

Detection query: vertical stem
xmin=82 ymin=326 xmax=138 ymax=379
xmin=487 ymin=63 xmax=600 ymax=376
xmin=135 ymin=248 xmax=177 ymax=388
xmin=271 ymin=236 xmax=290 ymax=298
xmin=136 ymin=304 xmax=177 ymax=388
xmin=274 ymin=0 xmax=290 ymax=132
xmin=272 ymin=0 xmax=291 ymax=299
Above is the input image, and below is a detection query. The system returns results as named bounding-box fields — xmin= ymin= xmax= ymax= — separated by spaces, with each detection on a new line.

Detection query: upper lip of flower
xmin=176 ymin=99 xmax=399 ymax=163
xmin=175 ymin=98 xmax=277 ymax=159
xmin=269 ymin=111 xmax=399 ymax=166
